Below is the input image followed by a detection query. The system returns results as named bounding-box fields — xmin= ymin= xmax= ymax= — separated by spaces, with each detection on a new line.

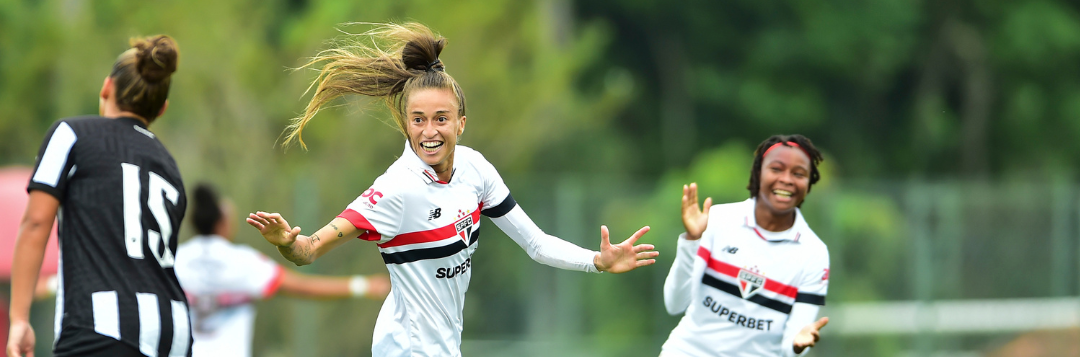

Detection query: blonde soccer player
xmin=245 ymin=22 xmax=659 ymax=357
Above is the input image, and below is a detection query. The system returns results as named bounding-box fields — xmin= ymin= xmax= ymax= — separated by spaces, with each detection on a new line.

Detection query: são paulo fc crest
xmin=455 ymin=215 xmax=474 ymax=243
xmin=737 ymin=269 xmax=766 ymax=299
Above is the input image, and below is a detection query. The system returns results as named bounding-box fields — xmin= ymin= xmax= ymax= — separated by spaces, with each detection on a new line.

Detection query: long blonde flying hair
xmin=284 ymin=22 xmax=467 ymax=150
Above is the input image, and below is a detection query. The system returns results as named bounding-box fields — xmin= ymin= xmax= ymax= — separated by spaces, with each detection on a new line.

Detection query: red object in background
xmin=0 ymin=166 xmax=60 ymax=279
xmin=1 ymin=167 xmax=59 ymax=354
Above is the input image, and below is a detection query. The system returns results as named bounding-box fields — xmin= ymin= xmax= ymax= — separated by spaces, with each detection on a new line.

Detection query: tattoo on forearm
xmin=311 ymin=234 xmax=321 ymax=243
xmin=278 ymin=237 xmax=315 ymax=265
xmin=279 ymin=242 xmax=310 ymax=265
xmin=331 ymin=223 xmax=344 ymax=237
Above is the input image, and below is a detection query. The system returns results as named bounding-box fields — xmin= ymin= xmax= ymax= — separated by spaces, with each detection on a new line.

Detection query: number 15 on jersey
xmin=122 ymin=163 xmax=180 ymax=268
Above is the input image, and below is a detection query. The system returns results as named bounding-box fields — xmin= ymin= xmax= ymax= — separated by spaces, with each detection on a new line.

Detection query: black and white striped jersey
xmin=28 ymin=116 xmax=191 ymax=357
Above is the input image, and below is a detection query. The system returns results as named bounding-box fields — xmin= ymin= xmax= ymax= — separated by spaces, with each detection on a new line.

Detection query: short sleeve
xmin=794 ymin=246 xmax=829 ymax=306
xmin=235 ymin=246 xmax=284 ymax=299
xmin=337 ymin=178 xmax=404 ymax=243
xmin=472 ymin=153 xmax=514 ymax=218
xmin=28 ymin=121 xmax=78 ymax=199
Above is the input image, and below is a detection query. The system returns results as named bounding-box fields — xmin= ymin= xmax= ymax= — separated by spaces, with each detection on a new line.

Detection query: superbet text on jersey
xmin=662 ymin=199 xmax=829 ymax=357
xmin=29 ymin=117 xmax=191 ymax=357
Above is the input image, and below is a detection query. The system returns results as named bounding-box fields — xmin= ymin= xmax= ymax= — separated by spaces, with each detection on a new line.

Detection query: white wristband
xmin=348 ymin=275 xmax=368 ymax=298
xmin=46 ymin=275 xmax=59 ymax=295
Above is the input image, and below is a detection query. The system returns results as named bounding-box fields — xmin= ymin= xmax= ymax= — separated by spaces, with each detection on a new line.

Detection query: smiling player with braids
xmin=661 ymin=135 xmax=831 ymax=357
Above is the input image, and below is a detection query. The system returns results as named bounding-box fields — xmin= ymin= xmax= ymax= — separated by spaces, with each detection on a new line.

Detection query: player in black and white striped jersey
xmin=7 ymin=35 xmax=191 ymax=357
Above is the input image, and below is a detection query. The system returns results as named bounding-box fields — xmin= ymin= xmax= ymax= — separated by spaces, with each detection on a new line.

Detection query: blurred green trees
xmin=3 ymin=0 xmax=1080 ymax=356
xmin=576 ymin=0 xmax=1080 ymax=179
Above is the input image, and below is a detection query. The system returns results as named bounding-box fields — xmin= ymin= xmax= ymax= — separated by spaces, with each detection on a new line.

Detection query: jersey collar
xmin=400 ymin=141 xmax=454 ymax=185
xmin=742 ymin=198 xmax=805 ymax=242
xmin=190 ymin=234 xmax=229 ymax=244
xmin=117 ymin=116 xmax=148 ymax=128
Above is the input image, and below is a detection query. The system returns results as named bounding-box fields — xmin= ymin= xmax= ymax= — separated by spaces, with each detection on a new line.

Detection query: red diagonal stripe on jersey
xmin=262 ymin=265 xmax=285 ymax=298
xmin=697 ymin=246 xmax=798 ymax=299
xmin=376 ymin=205 xmax=482 ymax=248
xmin=338 ymin=209 xmax=383 ymax=241
xmin=697 ymin=247 xmax=740 ymax=277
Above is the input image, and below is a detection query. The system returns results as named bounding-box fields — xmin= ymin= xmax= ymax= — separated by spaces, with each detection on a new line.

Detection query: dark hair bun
xmin=191 ymin=183 xmax=222 ymax=235
xmin=402 ymin=37 xmax=446 ymax=72
xmin=132 ymin=35 xmax=179 ymax=83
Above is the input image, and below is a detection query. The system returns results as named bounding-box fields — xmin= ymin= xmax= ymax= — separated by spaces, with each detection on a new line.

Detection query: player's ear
xmin=458 ymin=115 xmax=466 ymax=136
xmin=100 ymin=77 xmax=113 ymax=101
xmin=99 ymin=77 xmax=113 ymax=116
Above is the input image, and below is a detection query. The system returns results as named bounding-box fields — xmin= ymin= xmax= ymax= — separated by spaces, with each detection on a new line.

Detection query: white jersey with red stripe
xmin=173 ymin=235 xmax=284 ymax=357
xmin=661 ymin=199 xmax=829 ymax=357
xmin=338 ymin=143 xmax=599 ymax=357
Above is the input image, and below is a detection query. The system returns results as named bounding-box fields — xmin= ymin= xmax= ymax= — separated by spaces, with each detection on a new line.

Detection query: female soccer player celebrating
xmin=245 ymin=23 xmax=658 ymax=357
xmin=660 ymin=135 xmax=830 ymax=357
xmin=8 ymin=36 xmax=191 ymax=357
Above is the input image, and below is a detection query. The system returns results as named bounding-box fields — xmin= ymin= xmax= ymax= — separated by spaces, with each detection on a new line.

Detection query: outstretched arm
xmin=490 ymin=205 xmax=657 ymax=273
xmin=247 ymin=213 xmax=357 ymax=266
xmin=278 ymin=271 xmax=391 ymax=300
xmin=8 ymin=191 xmax=59 ymax=357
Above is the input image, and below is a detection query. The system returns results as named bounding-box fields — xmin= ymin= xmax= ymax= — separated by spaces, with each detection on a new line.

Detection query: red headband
xmin=762 ymin=141 xmax=809 ymax=160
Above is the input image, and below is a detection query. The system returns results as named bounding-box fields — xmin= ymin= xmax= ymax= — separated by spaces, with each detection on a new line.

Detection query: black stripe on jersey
xmin=381 ymin=238 xmax=476 ymax=265
xmin=469 ymin=226 xmax=480 ymax=245
xmin=481 ymin=194 xmax=517 ymax=218
xmin=795 ymin=292 xmax=826 ymax=306
xmin=701 ymin=274 xmax=793 ymax=314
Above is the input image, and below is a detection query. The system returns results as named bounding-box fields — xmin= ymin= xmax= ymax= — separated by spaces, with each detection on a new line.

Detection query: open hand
xmin=246 ymin=212 xmax=301 ymax=247
xmin=593 ymin=225 xmax=658 ymax=273
xmin=682 ymin=183 xmax=712 ymax=240
xmin=7 ymin=320 xmax=35 ymax=357
xmin=793 ymin=317 xmax=829 ymax=353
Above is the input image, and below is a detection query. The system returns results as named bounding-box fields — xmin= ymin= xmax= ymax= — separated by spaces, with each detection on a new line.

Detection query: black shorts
xmin=54 ymin=328 xmax=144 ymax=357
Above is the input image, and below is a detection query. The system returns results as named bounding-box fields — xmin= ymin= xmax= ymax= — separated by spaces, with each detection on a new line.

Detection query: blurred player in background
xmin=245 ymin=22 xmax=659 ymax=357
xmin=8 ymin=35 xmax=191 ymax=357
xmin=661 ymin=135 xmax=830 ymax=357
xmin=173 ymin=183 xmax=389 ymax=357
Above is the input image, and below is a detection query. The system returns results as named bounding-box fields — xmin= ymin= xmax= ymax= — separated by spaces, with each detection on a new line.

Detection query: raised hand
xmin=246 ymin=211 xmax=301 ymax=247
xmin=793 ymin=317 xmax=829 ymax=353
xmin=7 ymin=320 xmax=35 ymax=357
xmin=682 ymin=183 xmax=712 ymax=240
xmin=593 ymin=225 xmax=658 ymax=273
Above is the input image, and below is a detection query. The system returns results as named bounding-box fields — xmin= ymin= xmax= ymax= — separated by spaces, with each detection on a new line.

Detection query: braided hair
xmin=746 ymin=134 xmax=824 ymax=206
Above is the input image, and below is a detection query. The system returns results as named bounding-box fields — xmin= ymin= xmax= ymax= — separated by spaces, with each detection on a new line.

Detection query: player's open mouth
xmin=772 ymin=189 xmax=793 ymax=199
xmin=420 ymin=141 xmax=443 ymax=153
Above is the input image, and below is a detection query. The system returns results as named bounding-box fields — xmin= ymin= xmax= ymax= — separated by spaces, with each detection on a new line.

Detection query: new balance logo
xmin=723 ymin=245 xmax=739 ymax=254
xmin=428 ymin=208 xmax=442 ymax=220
